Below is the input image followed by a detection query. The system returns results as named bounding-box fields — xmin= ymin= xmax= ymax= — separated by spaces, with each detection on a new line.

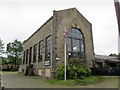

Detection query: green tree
xmin=109 ymin=53 xmax=117 ymax=56
xmin=6 ymin=39 xmax=23 ymax=67
xmin=0 ymin=38 xmax=4 ymax=55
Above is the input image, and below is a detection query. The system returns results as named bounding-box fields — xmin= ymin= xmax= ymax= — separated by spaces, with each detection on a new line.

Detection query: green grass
xmin=46 ymin=76 xmax=103 ymax=86
xmin=46 ymin=79 xmax=77 ymax=86
xmin=75 ymin=76 xmax=103 ymax=86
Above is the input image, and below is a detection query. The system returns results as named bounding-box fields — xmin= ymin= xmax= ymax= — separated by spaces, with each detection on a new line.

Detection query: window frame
xmin=23 ymin=51 xmax=25 ymax=64
xmin=38 ymin=40 xmax=43 ymax=62
xmin=45 ymin=35 xmax=52 ymax=62
xmin=67 ymin=28 xmax=85 ymax=59
xmin=26 ymin=49 xmax=28 ymax=64
xmin=29 ymin=47 xmax=32 ymax=64
xmin=33 ymin=44 xmax=37 ymax=63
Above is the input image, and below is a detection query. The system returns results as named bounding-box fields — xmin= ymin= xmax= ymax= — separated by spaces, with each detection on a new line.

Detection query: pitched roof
xmin=24 ymin=16 xmax=53 ymax=44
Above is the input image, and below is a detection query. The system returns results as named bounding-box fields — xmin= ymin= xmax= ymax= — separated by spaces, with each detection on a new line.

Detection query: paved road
xmin=2 ymin=71 xmax=119 ymax=88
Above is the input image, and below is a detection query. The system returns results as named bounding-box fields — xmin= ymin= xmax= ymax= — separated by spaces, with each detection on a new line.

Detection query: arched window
xmin=67 ymin=28 xmax=84 ymax=59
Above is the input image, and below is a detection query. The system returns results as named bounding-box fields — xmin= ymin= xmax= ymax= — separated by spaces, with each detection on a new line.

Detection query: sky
xmin=0 ymin=0 xmax=119 ymax=56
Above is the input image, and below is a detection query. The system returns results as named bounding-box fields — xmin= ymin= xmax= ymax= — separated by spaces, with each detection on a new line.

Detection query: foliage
xmin=109 ymin=53 xmax=117 ymax=56
xmin=55 ymin=64 xmax=66 ymax=80
xmin=109 ymin=53 xmax=120 ymax=60
xmin=68 ymin=65 xmax=91 ymax=79
xmin=0 ymin=57 xmax=10 ymax=65
xmin=11 ymin=68 xmax=18 ymax=71
xmin=55 ymin=59 xmax=92 ymax=80
xmin=0 ymin=38 xmax=4 ymax=55
xmin=6 ymin=39 xmax=23 ymax=66
xmin=68 ymin=58 xmax=84 ymax=66
xmin=68 ymin=58 xmax=91 ymax=79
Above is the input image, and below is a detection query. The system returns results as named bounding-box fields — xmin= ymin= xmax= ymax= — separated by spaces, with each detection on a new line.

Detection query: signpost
xmin=64 ymin=27 xmax=67 ymax=81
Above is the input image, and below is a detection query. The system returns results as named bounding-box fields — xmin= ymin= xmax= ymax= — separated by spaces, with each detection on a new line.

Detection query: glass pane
xmin=75 ymin=29 xmax=80 ymax=33
xmin=72 ymin=32 xmax=76 ymax=38
xmin=46 ymin=35 xmax=52 ymax=61
xmin=67 ymin=28 xmax=84 ymax=59
xmin=68 ymin=31 xmax=72 ymax=37
xmin=72 ymin=39 xmax=77 ymax=52
xmin=72 ymin=39 xmax=80 ymax=52
xmin=68 ymin=38 xmax=71 ymax=47
xmin=81 ymin=41 xmax=84 ymax=53
xmin=68 ymin=46 xmax=72 ymax=52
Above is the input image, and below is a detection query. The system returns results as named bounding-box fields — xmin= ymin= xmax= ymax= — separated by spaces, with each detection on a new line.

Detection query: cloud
xmin=0 ymin=0 xmax=118 ymax=55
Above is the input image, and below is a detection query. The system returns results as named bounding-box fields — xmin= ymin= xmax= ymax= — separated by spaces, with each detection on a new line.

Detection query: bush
xmin=11 ymin=68 xmax=18 ymax=71
xmin=55 ymin=64 xmax=64 ymax=79
xmin=68 ymin=65 xmax=91 ymax=79
xmin=55 ymin=59 xmax=92 ymax=80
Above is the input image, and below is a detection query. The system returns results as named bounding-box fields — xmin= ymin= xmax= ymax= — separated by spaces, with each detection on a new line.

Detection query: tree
xmin=0 ymin=38 xmax=4 ymax=55
xmin=109 ymin=53 xmax=117 ymax=56
xmin=6 ymin=39 xmax=23 ymax=67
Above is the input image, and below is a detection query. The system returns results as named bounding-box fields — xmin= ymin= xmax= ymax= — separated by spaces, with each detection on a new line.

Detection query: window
xmin=38 ymin=40 xmax=43 ymax=62
xmin=68 ymin=28 xmax=84 ymax=59
xmin=26 ymin=49 xmax=28 ymax=64
xmin=33 ymin=44 xmax=37 ymax=63
xmin=23 ymin=51 xmax=25 ymax=64
xmin=45 ymin=35 xmax=51 ymax=61
xmin=29 ymin=47 xmax=32 ymax=64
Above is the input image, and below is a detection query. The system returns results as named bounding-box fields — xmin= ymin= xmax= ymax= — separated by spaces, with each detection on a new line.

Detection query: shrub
xmin=11 ymin=68 xmax=18 ymax=71
xmin=55 ymin=59 xmax=92 ymax=80
xmin=55 ymin=64 xmax=65 ymax=80
xmin=68 ymin=65 xmax=91 ymax=79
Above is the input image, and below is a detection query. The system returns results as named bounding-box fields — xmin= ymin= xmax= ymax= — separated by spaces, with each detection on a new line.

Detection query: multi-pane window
xmin=45 ymin=35 xmax=52 ymax=61
xmin=26 ymin=49 xmax=28 ymax=64
xmin=29 ymin=47 xmax=32 ymax=64
xmin=38 ymin=40 xmax=43 ymax=62
xmin=23 ymin=51 xmax=25 ymax=64
xmin=33 ymin=44 xmax=37 ymax=63
xmin=68 ymin=28 xmax=84 ymax=58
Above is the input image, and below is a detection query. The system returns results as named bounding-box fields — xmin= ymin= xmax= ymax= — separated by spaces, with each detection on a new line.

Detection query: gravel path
xmin=2 ymin=72 xmax=70 ymax=88
xmin=2 ymin=71 xmax=119 ymax=88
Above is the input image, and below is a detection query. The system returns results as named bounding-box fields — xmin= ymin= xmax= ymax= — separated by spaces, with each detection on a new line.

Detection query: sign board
xmin=73 ymin=46 xmax=77 ymax=50
xmin=45 ymin=61 xmax=50 ymax=66
xmin=56 ymin=57 xmax=60 ymax=60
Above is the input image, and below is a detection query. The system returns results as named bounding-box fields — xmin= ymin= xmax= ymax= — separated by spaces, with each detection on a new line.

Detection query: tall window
xmin=45 ymin=35 xmax=52 ymax=61
xmin=33 ymin=44 xmax=37 ymax=63
xmin=29 ymin=47 xmax=32 ymax=64
xmin=38 ymin=40 xmax=43 ymax=62
xmin=23 ymin=51 xmax=25 ymax=64
xmin=68 ymin=28 xmax=84 ymax=59
xmin=26 ymin=49 xmax=28 ymax=64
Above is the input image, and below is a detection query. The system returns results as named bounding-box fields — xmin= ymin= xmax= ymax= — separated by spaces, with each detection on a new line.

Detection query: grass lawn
xmin=46 ymin=76 xmax=104 ymax=86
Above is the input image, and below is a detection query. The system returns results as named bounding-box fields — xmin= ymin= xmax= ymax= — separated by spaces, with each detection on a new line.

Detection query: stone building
xmin=95 ymin=55 xmax=120 ymax=68
xmin=21 ymin=8 xmax=94 ymax=78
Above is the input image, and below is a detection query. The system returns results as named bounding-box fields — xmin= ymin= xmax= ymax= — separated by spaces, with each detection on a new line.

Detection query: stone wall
xmin=22 ymin=17 xmax=53 ymax=77
xmin=52 ymin=8 xmax=94 ymax=70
